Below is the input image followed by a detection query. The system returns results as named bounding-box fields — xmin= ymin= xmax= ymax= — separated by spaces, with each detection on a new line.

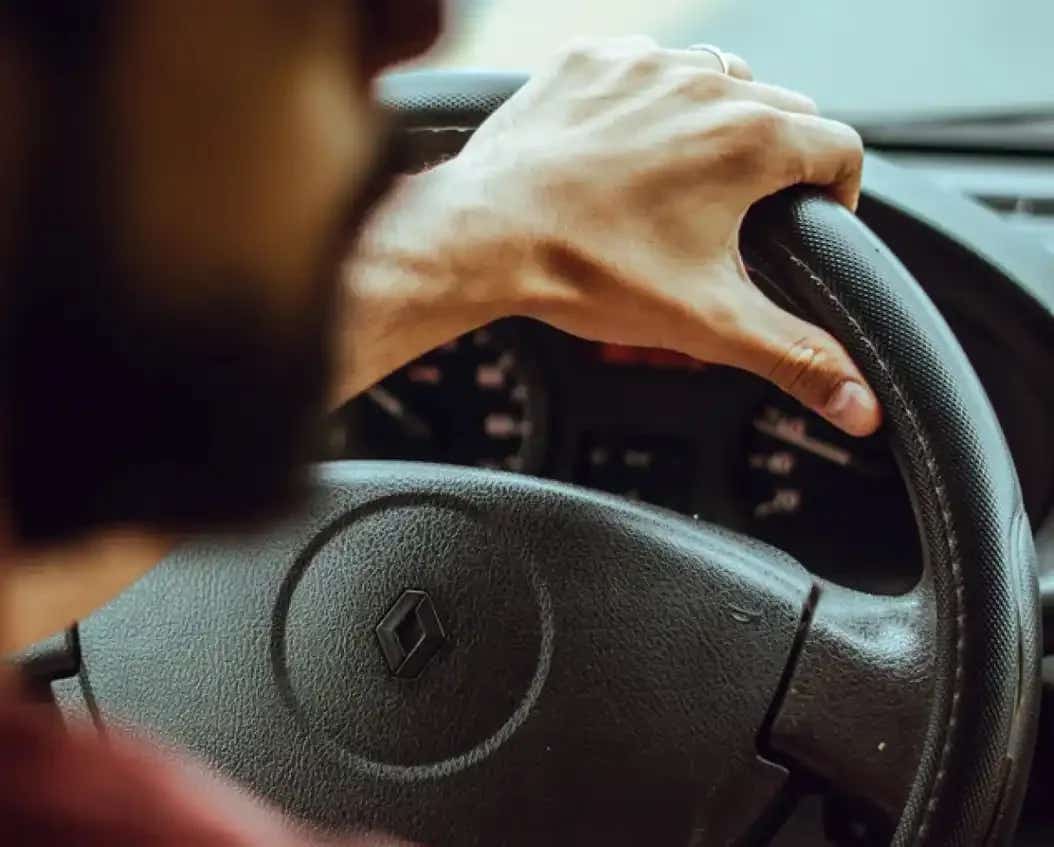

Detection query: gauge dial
xmin=745 ymin=395 xmax=921 ymax=593
xmin=331 ymin=326 xmax=547 ymax=473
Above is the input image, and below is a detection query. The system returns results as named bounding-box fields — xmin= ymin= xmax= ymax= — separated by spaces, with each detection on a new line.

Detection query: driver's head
xmin=0 ymin=1 xmax=441 ymax=545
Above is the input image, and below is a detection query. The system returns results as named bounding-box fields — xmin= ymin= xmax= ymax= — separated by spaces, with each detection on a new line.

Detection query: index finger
xmin=774 ymin=112 xmax=864 ymax=211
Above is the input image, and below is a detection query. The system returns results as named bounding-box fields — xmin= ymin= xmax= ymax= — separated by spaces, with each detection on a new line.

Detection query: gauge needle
xmin=367 ymin=386 xmax=433 ymax=440
xmin=752 ymin=416 xmax=853 ymax=467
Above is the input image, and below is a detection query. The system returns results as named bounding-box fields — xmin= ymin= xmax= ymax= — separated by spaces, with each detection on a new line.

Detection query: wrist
xmin=331 ymin=160 xmax=530 ymax=402
xmin=358 ymin=160 xmax=529 ymax=321
xmin=419 ymin=158 xmax=540 ymax=320
xmin=435 ymin=154 xmax=590 ymax=328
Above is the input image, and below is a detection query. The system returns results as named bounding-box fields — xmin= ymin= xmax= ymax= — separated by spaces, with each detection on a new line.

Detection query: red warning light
xmin=595 ymin=343 xmax=706 ymax=370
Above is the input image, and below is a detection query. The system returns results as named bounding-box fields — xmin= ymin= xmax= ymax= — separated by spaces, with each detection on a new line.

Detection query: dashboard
xmin=328 ymin=318 xmax=924 ymax=595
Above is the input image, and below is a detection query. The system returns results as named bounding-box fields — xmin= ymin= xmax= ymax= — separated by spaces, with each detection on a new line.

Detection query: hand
xmin=438 ymin=37 xmax=879 ymax=436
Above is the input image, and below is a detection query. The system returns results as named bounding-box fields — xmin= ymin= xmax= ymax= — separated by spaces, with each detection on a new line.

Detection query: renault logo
xmin=375 ymin=590 xmax=447 ymax=679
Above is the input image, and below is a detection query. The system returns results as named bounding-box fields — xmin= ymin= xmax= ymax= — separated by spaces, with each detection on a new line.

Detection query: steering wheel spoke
xmin=767 ymin=583 xmax=935 ymax=820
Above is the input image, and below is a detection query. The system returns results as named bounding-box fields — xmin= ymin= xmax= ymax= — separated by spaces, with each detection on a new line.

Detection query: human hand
xmin=442 ymin=37 xmax=879 ymax=435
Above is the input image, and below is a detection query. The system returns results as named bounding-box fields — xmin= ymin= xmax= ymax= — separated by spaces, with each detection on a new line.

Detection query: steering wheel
xmin=61 ymin=72 xmax=1040 ymax=846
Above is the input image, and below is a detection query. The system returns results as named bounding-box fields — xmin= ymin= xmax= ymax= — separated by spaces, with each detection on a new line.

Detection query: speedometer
xmin=330 ymin=325 xmax=548 ymax=473
xmin=744 ymin=392 xmax=921 ymax=594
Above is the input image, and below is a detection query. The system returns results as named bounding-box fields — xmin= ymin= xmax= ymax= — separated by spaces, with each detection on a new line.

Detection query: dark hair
xmin=2 ymin=2 xmax=109 ymax=68
xmin=357 ymin=0 xmax=443 ymax=73
xmin=2 ymin=1 xmax=116 ymax=543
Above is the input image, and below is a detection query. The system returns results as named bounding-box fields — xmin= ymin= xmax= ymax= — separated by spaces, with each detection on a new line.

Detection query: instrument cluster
xmin=329 ymin=319 xmax=922 ymax=594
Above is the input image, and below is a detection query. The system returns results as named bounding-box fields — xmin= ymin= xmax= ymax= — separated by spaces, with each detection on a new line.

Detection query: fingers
xmin=722 ymin=52 xmax=753 ymax=81
xmin=725 ymin=78 xmax=819 ymax=116
xmin=706 ymin=105 xmax=863 ymax=212
xmin=713 ymin=283 xmax=882 ymax=436
xmin=669 ymin=45 xmax=754 ymax=80
xmin=672 ymin=48 xmax=813 ymax=114
xmin=656 ymin=49 xmax=859 ymax=208
xmin=665 ymin=67 xmax=818 ymax=115
xmin=778 ymin=112 xmax=864 ymax=211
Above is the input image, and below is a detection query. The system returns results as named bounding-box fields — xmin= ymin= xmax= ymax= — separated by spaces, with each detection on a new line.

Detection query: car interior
xmin=15 ymin=2 xmax=1054 ymax=845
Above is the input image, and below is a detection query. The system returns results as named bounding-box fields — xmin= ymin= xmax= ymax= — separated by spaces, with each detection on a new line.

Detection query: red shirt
xmin=0 ymin=693 xmax=404 ymax=846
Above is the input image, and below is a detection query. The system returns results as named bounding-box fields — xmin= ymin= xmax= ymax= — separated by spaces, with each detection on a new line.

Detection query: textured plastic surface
xmin=767 ymin=587 xmax=934 ymax=819
xmin=76 ymin=466 xmax=810 ymax=846
xmin=16 ymin=626 xmax=79 ymax=683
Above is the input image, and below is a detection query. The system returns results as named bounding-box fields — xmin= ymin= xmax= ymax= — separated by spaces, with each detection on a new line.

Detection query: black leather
xmin=379 ymin=70 xmax=530 ymax=129
xmin=742 ymin=190 xmax=1041 ymax=846
xmin=52 ymin=71 xmax=1040 ymax=846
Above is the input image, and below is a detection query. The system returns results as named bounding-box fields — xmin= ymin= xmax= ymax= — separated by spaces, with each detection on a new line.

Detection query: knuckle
xmin=832 ymin=123 xmax=865 ymax=185
xmin=793 ymin=93 xmax=820 ymax=115
xmin=847 ymin=128 xmax=865 ymax=163
xmin=724 ymin=53 xmax=754 ymax=81
xmin=667 ymin=67 xmax=728 ymax=99
xmin=627 ymin=47 xmax=666 ymax=77
xmin=844 ymin=121 xmax=864 ymax=147
xmin=701 ymin=68 xmax=736 ymax=95
xmin=847 ymin=144 xmax=864 ymax=178
xmin=835 ymin=120 xmax=864 ymax=156
xmin=688 ymin=103 xmax=786 ymax=178
xmin=557 ymin=37 xmax=598 ymax=68
xmin=768 ymin=337 xmax=841 ymax=399
xmin=715 ymin=104 xmax=786 ymax=157
xmin=743 ymin=104 xmax=786 ymax=141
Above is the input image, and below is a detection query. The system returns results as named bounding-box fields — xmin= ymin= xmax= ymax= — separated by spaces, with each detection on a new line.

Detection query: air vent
xmin=881 ymin=153 xmax=1054 ymax=255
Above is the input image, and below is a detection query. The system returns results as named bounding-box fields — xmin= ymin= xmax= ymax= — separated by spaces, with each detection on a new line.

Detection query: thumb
xmin=719 ymin=288 xmax=882 ymax=437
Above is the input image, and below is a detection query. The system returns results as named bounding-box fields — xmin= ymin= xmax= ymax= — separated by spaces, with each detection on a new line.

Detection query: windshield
xmin=420 ymin=0 xmax=1054 ymax=121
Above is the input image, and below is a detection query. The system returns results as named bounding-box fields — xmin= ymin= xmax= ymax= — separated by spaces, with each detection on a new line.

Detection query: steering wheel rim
xmin=742 ymin=191 xmax=1040 ymax=845
xmin=56 ymin=70 xmax=1040 ymax=846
